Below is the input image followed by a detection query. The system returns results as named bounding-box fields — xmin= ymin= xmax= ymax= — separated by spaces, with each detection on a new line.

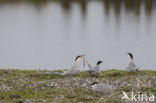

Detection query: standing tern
xmin=126 ymin=52 xmax=140 ymax=72
xmin=87 ymin=61 xmax=103 ymax=77
xmin=90 ymin=82 xmax=114 ymax=94
xmin=63 ymin=55 xmax=85 ymax=76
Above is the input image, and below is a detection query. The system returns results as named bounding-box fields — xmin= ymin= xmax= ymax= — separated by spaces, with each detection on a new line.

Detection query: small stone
xmin=0 ymin=95 xmax=4 ymax=100
xmin=9 ymin=94 xmax=21 ymax=99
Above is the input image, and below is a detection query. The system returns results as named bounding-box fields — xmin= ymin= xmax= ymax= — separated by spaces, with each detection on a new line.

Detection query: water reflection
xmin=0 ymin=0 xmax=156 ymax=70
xmin=59 ymin=0 xmax=71 ymax=13
xmin=77 ymin=0 xmax=87 ymax=18
xmin=145 ymin=0 xmax=153 ymax=18
xmin=0 ymin=0 xmax=155 ymax=18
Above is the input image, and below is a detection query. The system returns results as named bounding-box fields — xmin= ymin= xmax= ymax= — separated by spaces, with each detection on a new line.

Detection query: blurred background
xmin=0 ymin=0 xmax=156 ymax=70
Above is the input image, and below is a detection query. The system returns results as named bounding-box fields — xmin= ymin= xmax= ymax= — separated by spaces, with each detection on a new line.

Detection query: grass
xmin=0 ymin=69 xmax=155 ymax=103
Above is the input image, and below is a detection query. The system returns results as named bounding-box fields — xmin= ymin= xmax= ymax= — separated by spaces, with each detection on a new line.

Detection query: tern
xmin=87 ymin=61 xmax=103 ymax=77
xmin=126 ymin=52 xmax=140 ymax=72
xmin=90 ymin=82 xmax=114 ymax=94
xmin=63 ymin=55 xmax=85 ymax=76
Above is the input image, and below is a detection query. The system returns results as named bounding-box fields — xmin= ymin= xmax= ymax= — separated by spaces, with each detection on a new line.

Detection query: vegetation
xmin=0 ymin=69 xmax=155 ymax=103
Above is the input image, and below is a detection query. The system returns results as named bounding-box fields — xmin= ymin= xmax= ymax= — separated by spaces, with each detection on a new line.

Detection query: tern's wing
xmin=92 ymin=66 xmax=101 ymax=73
xmin=99 ymin=83 xmax=112 ymax=89
xmin=71 ymin=64 xmax=76 ymax=70
xmin=96 ymin=83 xmax=113 ymax=93
xmin=64 ymin=68 xmax=80 ymax=75
xmin=86 ymin=61 xmax=92 ymax=69
xmin=126 ymin=61 xmax=138 ymax=71
xmin=128 ymin=61 xmax=136 ymax=67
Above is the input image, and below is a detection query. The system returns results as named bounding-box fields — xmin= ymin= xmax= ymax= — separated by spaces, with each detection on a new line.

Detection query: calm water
xmin=0 ymin=0 xmax=156 ymax=70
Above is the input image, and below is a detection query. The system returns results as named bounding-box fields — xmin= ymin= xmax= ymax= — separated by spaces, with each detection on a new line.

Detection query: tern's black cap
xmin=91 ymin=82 xmax=99 ymax=85
xmin=97 ymin=61 xmax=103 ymax=65
xmin=75 ymin=55 xmax=81 ymax=61
xmin=128 ymin=52 xmax=133 ymax=59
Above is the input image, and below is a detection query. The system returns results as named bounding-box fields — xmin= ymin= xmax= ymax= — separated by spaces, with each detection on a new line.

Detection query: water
xmin=0 ymin=0 xmax=156 ymax=70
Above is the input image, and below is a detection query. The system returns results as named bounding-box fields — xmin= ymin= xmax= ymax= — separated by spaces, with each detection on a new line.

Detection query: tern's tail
xmin=136 ymin=65 xmax=141 ymax=71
